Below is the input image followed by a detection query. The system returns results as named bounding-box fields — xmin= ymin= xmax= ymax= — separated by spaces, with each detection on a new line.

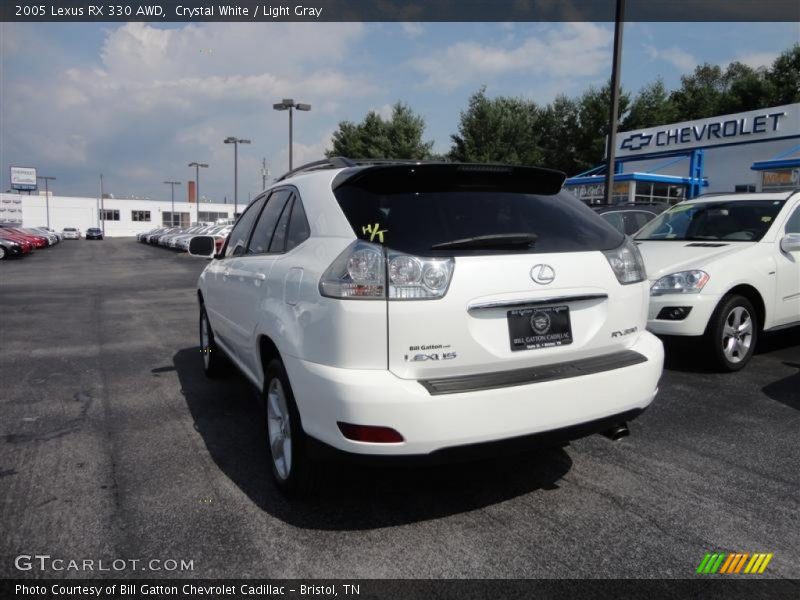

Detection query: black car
xmin=593 ymin=202 xmax=670 ymax=236
xmin=85 ymin=227 xmax=104 ymax=240
xmin=0 ymin=238 xmax=24 ymax=259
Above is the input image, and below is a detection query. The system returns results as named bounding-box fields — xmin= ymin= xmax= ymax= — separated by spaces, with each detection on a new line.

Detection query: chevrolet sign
xmin=615 ymin=103 xmax=799 ymax=158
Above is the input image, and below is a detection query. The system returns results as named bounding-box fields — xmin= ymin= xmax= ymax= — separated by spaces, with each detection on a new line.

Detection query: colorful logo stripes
xmin=696 ymin=552 xmax=773 ymax=574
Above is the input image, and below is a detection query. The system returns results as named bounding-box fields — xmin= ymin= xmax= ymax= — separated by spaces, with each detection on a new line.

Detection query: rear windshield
xmin=333 ymin=187 xmax=623 ymax=255
xmin=64 ymin=228 xmax=76 ymax=231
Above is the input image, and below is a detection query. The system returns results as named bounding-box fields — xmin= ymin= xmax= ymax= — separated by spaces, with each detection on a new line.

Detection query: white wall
xmin=620 ymin=137 xmax=800 ymax=194
xmin=1 ymin=193 xmax=237 ymax=237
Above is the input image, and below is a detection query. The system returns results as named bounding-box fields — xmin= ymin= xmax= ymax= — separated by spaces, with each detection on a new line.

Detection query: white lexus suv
xmin=190 ymin=159 xmax=664 ymax=494
xmin=636 ymin=191 xmax=800 ymax=371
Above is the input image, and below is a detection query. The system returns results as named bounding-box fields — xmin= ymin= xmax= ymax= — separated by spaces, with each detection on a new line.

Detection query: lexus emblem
xmin=530 ymin=264 xmax=555 ymax=285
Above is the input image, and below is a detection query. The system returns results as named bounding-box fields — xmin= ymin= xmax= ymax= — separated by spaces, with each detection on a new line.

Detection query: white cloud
xmin=401 ymin=23 xmax=424 ymax=38
xmin=3 ymin=22 xmax=374 ymax=200
xmin=372 ymin=103 xmax=394 ymax=120
xmin=275 ymin=129 xmax=334 ymax=173
xmin=644 ymin=44 xmax=698 ymax=72
xmin=409 ymin=23 xmax=612 ymax=90
xmin=731 ymin=51 xmax=778 ymax=69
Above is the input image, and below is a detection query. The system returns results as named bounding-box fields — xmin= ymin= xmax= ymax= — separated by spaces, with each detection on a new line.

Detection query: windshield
xmin=636 ymin=200 xmax=786 ymax=242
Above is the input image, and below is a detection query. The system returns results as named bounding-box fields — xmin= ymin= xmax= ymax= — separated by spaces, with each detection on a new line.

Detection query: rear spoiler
xmin=332 ymin=163 xmax=566 ymax=196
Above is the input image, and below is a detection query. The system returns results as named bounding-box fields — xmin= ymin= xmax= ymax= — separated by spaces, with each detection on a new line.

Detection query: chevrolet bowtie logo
xmin=621 ymin=132 xmax=653 ymax=151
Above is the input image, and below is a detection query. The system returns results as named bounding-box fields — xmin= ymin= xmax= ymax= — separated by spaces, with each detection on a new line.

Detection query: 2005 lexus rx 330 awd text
xmin=189 ymin=159 xmax=664 ymax=494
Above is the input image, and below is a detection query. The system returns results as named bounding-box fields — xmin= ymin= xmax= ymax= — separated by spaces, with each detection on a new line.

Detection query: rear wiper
xmin=431 ymin=233 xmax=537 ymax=250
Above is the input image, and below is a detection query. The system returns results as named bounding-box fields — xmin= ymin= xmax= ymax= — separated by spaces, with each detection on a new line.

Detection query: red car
xmin=4 ymin=227 xmax=48 ymax=248
xmin=0 ymin=229 xmax=36 ymax=252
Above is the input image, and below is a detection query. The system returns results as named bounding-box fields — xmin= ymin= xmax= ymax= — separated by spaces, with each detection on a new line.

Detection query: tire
xmin=0 ymin=246 xmax=5 ymax=260
xmin=199 ymin=305 xmax=228 ymax=378
xmin=264 ymin=358 xmax=315 ymax=496
xmin=704 ymin=294 xmax=758 ymax=372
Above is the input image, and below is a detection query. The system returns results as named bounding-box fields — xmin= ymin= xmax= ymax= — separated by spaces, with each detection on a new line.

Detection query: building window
xmin=162 ymin=212 xmax=190 ymax=227
xmin=132 ymin=210 xmax=151 ymax=222
xmin=761 ymin=169 xmax=799 ymax=192
xmin=198 ymin=211 xmax=230 ymax=223
xmin=99 ymin=209 xmax=120 ymax=221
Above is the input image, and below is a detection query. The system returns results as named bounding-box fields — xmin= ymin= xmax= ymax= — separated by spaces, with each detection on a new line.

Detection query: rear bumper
xmin=307 ymin=408 xmax=646 ymax=465
xmin=285 ymin=331 xmax=663 ymax=456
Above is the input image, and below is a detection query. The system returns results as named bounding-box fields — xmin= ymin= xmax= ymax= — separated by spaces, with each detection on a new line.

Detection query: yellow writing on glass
xmin=362 ymin=223 xmax=387 ymax=243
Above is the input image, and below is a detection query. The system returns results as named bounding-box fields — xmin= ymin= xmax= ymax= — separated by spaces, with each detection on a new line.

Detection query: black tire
xmin=704 ymin=294 xmax=758 ymax=372
xmin=199 ymin=305 xmax=228 ymax=378
xmin=264 ymin=358 xmax=315 ymax=496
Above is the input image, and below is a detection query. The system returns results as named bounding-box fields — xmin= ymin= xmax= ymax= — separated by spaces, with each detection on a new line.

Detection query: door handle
xmin=254 ymin=273 xmax=266 ymax=281
xmin=223 ymin=269 xmax=231 ymax=277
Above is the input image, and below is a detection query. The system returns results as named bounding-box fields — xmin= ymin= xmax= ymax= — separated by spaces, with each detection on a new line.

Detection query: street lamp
xmin=188 ymin=162 xmax=208 ymax=223
xmin=163 ymin=180 xmax=181 ymax=227
xmin=273 ymin=98 xmax=311 ymax=171
xmin=223 ymin=137 xmax=251 ymax=216
xmin=37 ymin=175 xmax=56 ymax=229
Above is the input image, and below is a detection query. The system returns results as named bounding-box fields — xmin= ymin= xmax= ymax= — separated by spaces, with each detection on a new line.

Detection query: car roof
xmin=687 ymin=191 xmax=798 ymax=204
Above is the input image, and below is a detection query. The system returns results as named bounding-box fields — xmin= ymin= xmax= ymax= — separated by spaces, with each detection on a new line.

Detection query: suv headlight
xmin=651 ymin=270 xmax=709 ymax=295
xmin=602 ymin=237 xmax=646 ymax=285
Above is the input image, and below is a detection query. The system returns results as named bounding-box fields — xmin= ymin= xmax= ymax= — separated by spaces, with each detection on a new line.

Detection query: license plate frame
xmin=507 ymin=305 xmax=573 ymax=351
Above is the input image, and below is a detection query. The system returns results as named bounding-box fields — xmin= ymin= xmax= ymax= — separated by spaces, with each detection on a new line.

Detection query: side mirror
xmin=189 ymin=235 xmax=216 ymax=258
xmin=780 ymin=233 xmax=800 ymax=253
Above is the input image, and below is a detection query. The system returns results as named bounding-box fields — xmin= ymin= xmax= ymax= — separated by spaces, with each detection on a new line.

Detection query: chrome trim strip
xmin=468 ymin=293 xmax=608 ymax=312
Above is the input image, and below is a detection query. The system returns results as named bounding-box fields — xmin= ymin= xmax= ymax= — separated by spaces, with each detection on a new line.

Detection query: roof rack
xmin=275 ymin=157 xmax=356 ymax=182
xmin=695 ymin=190 xmax=798 ymax=199
xmin=275 ymin=156 xmax=443 ymax=182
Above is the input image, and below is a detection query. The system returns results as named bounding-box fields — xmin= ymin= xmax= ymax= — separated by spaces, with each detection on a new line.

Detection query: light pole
xmin=273 ymin=99 xmax=311 ymax=171
xmin=164 ymin=180 xmax=181 ymax=227
xmin=188 ymin=162 xmax=208 ymax=223
xmin=99 ymin=174 xmax=104 ymax=234
xmin=37 ymin=175 xmax=55 ymax=229
xmin=604 ymin=0 xmax=625 ymax=205
xmin=224 ymin=137 xmax=251 ymax=216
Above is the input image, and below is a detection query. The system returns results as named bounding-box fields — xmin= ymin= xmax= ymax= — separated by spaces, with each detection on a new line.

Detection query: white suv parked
xmin=636 ymin=191 xmax=800 ymax=371
xmin=190 ymin=159 xmax=664 ymax=493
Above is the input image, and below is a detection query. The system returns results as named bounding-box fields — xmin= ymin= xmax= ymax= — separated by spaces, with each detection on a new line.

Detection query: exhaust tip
xmin=602 ymin=422 xmax=629 ymax=441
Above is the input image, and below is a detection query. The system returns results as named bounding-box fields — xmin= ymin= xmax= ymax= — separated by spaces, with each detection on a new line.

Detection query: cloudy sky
xmin=1 ymin=21 xmax=797 ymax=203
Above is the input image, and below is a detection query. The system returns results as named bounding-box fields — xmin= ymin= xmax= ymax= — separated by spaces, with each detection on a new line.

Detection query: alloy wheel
xmin=721 ymin=306 xmax=753 ymax=364
xmin=267 ymin=378 xmax=292 ymax=481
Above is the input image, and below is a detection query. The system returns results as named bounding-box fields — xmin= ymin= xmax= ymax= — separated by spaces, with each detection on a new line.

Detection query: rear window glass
xmin=333 ymin=187 xmax=624 ymax=255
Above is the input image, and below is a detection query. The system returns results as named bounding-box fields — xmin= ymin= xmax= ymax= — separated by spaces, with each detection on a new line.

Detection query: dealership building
xmin=565 ymin=102 xmax=800 ymax=204
xmin=0 ymin=192 xmax=238 ymax=237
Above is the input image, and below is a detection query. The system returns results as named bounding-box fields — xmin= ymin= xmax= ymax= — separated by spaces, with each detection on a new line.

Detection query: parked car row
xmin=0 ymin=226 xmax=61 ymax=260
xmin=137 ymin=223 xmax=233 ymax=254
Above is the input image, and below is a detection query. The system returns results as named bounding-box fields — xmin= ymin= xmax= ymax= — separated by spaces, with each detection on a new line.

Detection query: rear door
xmin=203 ymin=195 xmax=267 ymax=355
xmin=228 ymin=188 xmax=294 ymax=375
xmin=333 ymin=165 xmax=645 ymax=381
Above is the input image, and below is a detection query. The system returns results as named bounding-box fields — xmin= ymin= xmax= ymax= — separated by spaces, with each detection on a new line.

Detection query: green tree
xmin=669 ymin=64 xmax=726 ymax=120
xmin=539 ymin=94 xmax=582 ymax=175
xmin=622 ymin=79 xmax=677 ymax=131
xmin=326 ymin=102 xmax=433 ymax=159
xmin=449 ymin=87 xmax=545 ymax=165
xmin=767 ymin=44 xmax=800 ymax=105
xmin=717 ymin=61 xmax=773 ymax=114
xmin=574 ymin=83 xmax=630 ymax=172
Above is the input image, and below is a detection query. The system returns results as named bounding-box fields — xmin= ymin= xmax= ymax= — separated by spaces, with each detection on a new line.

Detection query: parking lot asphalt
xmin=1 ymin=238 xmax=798 ymax=579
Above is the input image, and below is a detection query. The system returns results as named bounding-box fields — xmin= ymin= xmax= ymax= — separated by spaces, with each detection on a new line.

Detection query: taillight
xmin=319 ymin=240 xmax=454 ymax=300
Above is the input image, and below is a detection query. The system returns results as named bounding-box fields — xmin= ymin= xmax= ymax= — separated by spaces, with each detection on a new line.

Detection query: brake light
xmin=337 ymin=422 xmax=404 ymax=443
xmin=319 ymin=240 xmax=454 ymax=300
